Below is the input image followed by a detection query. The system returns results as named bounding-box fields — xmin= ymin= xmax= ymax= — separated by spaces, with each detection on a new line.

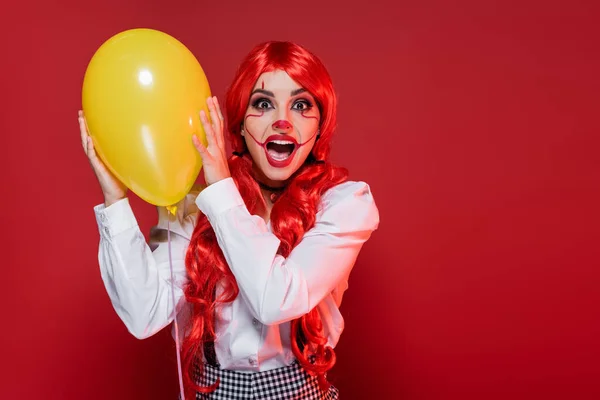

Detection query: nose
xmin=272 ymin=119 xmax=292 ymax=131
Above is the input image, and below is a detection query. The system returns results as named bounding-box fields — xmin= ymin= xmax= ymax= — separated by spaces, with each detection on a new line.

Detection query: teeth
xmin=270 ymin=140 xmax=295 ymax=145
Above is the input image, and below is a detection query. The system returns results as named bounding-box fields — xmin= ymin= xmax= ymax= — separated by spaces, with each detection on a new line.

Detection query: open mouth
xmin=266 ymin=140 xmax=296 ymax=161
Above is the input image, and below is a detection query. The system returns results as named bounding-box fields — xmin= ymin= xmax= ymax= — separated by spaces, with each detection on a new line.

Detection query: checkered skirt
xmin=181 ymin=360 xmax=339 ymax=399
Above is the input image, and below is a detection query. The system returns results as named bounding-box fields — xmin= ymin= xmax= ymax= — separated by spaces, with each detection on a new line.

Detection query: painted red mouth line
xmin=244 ymin=111 xmax=317 ymax=147
xmin=243 ymin=110 xmax=320 ymax=168
xmin=245 ymin=112 xmax=306 ymax=168
xmin=244 ymin=111 xmax=267 ymax=147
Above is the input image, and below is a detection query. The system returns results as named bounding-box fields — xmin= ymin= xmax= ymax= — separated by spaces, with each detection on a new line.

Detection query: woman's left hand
xmin=193 ymin=96 xmax=232 ymax=186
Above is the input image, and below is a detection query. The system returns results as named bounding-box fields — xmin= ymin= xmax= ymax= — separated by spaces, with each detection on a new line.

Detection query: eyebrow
xmin=291 ymin=88 xmax=307 ymax=96
xmin=251 ymin=88 xmax=274 ymax=97
xmin=250 ymin=88 xmax=308 ymax=97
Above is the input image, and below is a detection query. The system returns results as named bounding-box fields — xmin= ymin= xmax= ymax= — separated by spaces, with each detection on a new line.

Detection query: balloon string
xmin=167 ymin=217 xmax=186 ymax=400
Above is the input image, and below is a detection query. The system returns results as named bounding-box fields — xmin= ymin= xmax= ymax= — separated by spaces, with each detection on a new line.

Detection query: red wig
xmin=181 ymin=41 xmax=348 ymax=397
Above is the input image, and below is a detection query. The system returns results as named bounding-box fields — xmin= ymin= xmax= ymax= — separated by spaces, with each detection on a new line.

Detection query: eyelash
xmin=251 ymin=97 xmax=313 ymax=111
xmin=251 ymin=98 xmax=272 ymax=109
xmin=293 ymin=99 xmax=313 ymax=111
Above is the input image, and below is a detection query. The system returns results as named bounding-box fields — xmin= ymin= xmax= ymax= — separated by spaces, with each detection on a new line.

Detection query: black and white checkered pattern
xmin=187 ymin=360 xmax=339 ymax=399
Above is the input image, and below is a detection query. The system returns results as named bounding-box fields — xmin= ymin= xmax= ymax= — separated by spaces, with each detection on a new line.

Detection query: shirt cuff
xmin=93 ymin=197 xmax=138 ymax=238
xmin=194 ymin=177 xmax=244 ymax=220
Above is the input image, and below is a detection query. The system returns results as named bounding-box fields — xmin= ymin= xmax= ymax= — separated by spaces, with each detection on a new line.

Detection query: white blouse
xmin=94 ymin=177 xmax=379 ymax=372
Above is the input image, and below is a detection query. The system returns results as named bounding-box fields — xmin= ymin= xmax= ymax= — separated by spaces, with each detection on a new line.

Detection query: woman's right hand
xmin=78 ymin=110 xmax=128 ymax=207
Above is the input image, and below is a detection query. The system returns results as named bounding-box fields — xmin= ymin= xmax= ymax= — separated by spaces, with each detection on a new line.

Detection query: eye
xmin=252 ymin=98 xmax=273 ymax=110
xmin=292 ymin=99 xmax=312 ymax=111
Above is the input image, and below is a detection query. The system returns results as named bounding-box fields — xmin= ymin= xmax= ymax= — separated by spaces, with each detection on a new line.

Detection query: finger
xmin=214 ymin=96 xmax=224 ymax=123
xmin=81 ymin=116 xmax=100 ymax=165
xmin=207 ymin=97 xmax=224 ymax=148
xmin=86 ymin=136 xmax=113 ymax=172
xmin=85 ymin=136 xmax=112 ymax=180
xmin=192 ymin=134 xmax=211 ymax=160
xmin=78 ymin=112 xmax=89 ymax=153
xmin=85 ymin=136 xmax=103 ymax=172
xmin=213 ymin=96 xmax=225 ymax=148
xmin=86 ymin=136 xmax=99 ymax=162
xmin=199 ymin=110 xmax=217 ymax=150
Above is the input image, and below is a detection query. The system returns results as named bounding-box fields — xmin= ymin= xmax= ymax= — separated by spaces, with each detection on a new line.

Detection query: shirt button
xmin=252 ymin=318 xmax=260 ymax=327
xmin=104 ymin=227 xmax=110 ymax=236
xmin=248 ymin=357 xmax=257 ymax=366
xmin=100 ymin=213 xmax=107 ymax=222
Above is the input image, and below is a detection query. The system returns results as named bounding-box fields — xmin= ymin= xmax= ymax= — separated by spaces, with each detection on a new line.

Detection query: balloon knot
xmin=166 ymin=204 xmax=178 ymax=216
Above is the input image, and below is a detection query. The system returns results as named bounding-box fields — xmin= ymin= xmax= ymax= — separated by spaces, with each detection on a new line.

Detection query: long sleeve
xmin=94 ymin=186 xmax=201 ymax=339
xmin=195 ymin=178 xmax=379 ymax=326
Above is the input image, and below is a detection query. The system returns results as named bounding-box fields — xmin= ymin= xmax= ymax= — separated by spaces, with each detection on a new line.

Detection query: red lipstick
xmin=261 ymin=135 xmax=298 ymax=168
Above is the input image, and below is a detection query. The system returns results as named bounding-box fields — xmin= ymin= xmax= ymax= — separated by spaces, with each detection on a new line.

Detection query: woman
xmin=79 ymin=41 xmax=379 ymax=399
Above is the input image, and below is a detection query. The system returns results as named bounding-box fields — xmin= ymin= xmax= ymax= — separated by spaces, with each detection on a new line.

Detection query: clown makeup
xmin=242 ymin=70 xmax=320 ymax=185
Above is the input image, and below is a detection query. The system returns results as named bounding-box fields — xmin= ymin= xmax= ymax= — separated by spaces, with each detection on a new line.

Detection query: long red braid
xmin=181 ymin=41 xmax=347 ymax=398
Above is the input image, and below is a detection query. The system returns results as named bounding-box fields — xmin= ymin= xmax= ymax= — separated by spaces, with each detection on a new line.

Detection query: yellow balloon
xmin=82 ymin=28 xmax=210 ymax=207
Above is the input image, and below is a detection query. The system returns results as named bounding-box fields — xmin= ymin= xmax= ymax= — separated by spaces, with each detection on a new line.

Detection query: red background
xmin=2 ymin=0 xmax=599 ymax=399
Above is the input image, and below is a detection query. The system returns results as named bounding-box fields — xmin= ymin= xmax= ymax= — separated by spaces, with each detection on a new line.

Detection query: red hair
xmin=181 ymin=41 xmax=348 ymax=398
